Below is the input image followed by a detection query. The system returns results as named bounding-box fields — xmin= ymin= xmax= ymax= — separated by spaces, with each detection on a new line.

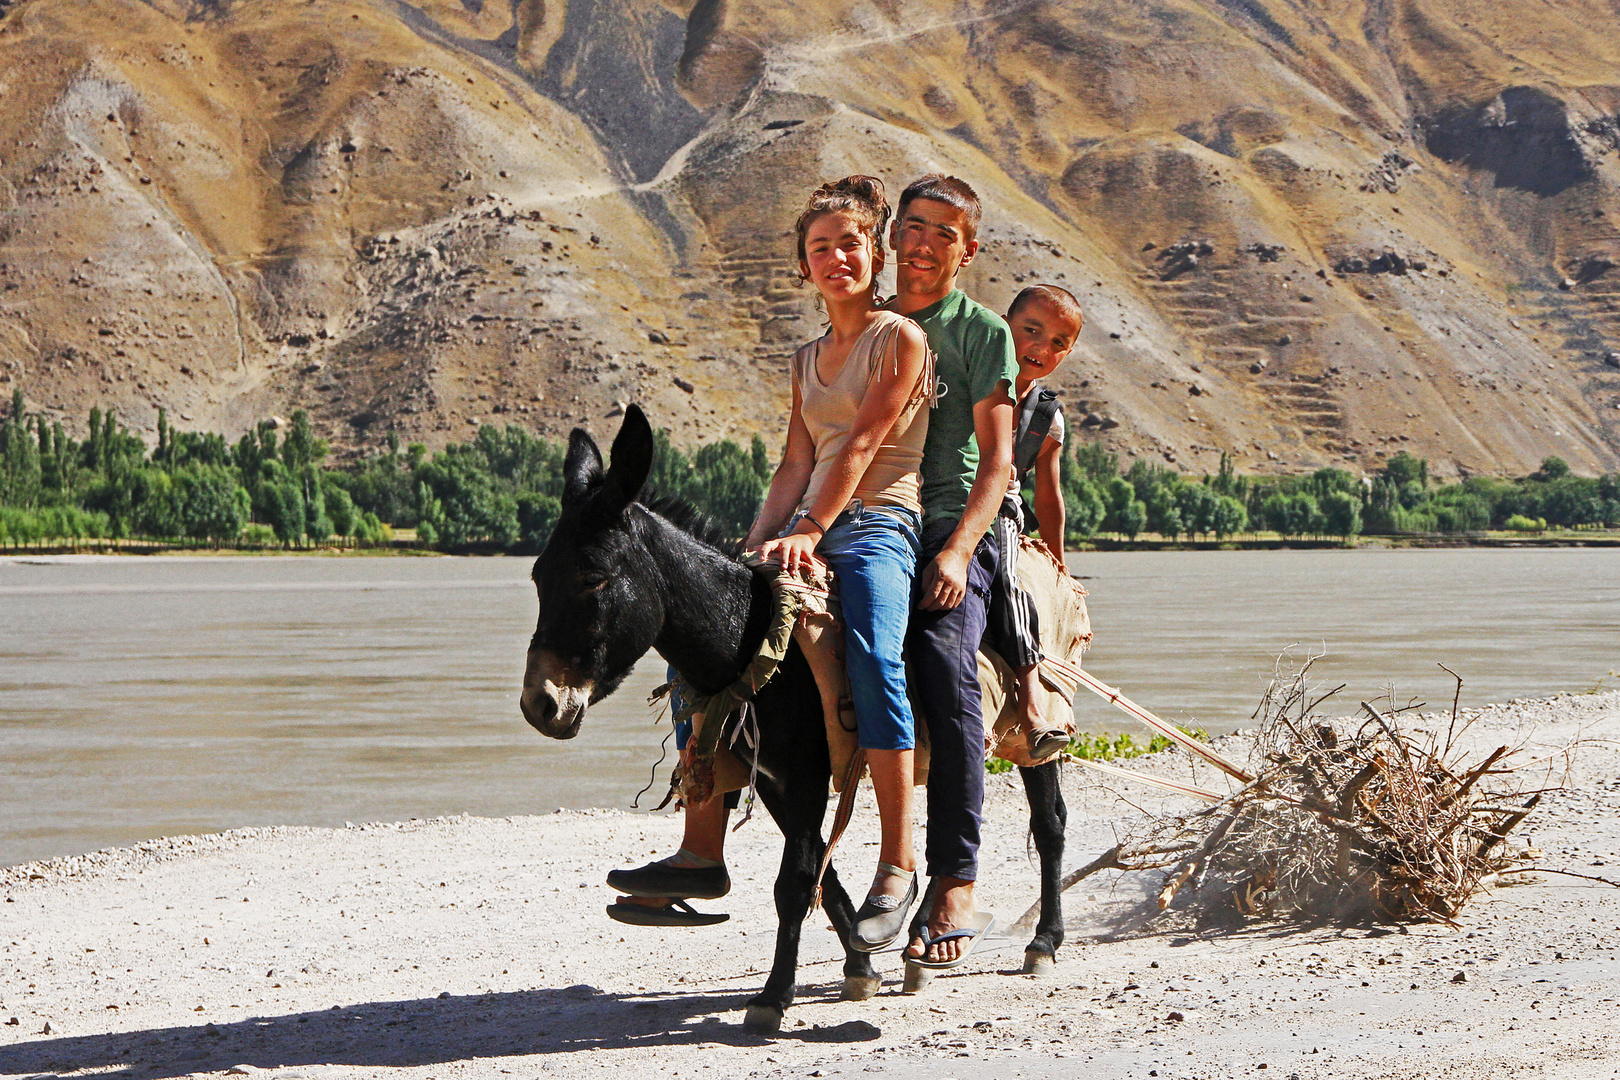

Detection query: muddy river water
xmin=2 ymin=548 xmax=1615 ymax=866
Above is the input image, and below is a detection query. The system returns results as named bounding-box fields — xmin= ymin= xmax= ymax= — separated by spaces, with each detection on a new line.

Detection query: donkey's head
xmin=521 ymin=405 xmax=659 ymax=738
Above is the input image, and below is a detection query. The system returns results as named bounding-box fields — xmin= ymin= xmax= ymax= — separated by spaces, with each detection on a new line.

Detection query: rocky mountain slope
xmin=1 ymin=0 xmax=1618 ymax=477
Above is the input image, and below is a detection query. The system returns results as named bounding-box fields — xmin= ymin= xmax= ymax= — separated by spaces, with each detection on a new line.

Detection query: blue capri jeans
xmin=811 ymin=502 xmax=922 ymax=752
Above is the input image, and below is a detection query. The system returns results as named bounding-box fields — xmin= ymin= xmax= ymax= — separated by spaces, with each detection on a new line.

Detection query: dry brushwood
xmin=1104 ymin=657 xmax=1577 ymax=924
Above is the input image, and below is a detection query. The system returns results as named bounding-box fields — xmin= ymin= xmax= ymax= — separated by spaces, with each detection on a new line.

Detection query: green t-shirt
xmin=910 ymin=290 xmax=1019 ymax=523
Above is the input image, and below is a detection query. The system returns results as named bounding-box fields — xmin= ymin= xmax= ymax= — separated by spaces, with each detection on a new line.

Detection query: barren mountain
xmin=2 ymin=0 xmax=1619 ymax=477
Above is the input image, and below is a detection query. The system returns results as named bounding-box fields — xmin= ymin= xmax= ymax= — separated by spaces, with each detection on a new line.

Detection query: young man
xmin=887 ymin=175 xmax=1018 ymax=967
xmin=988 ymin=284 xmax=1084 ymax=759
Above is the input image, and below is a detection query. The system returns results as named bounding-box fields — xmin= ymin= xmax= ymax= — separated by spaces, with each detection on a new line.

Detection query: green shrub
xmin=1320 ymin=489 xmax=1361 ymax=539
xmin=986 ymin=725 xmax=1210 ymax=771
xmin=1063 ymin=473 xmax=1108 ymax=539
xmin=353 ymin=512 xmax=392 ymax=546
xmin=1430 ymin=492 xmax=1490 ymax=533
xmin=1066 ymin=731 xmax=1164 ymax=760
xmin=1503 ymin=514 xmax=1545 ymax=532
xmin=241 ymin=523 xmax=278 ymax=546
xmin=1212 ymin=494 xmax=1248 ymax=539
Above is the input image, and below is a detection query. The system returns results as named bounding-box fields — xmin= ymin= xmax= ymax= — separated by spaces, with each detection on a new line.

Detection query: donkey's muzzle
xmin=521 ymin=648 xmax=591 ymax=739
xmin=520 ymin=683 xmax=561 ymax=733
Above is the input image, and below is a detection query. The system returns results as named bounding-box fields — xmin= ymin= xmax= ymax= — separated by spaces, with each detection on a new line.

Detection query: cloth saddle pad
xmin=695 ymin=536 xmax=1091 ymax=796
xmin=980 ymin=534 xmax=1092 ymax=768
xmin=692 ymin=557 xmax=864 ymax=797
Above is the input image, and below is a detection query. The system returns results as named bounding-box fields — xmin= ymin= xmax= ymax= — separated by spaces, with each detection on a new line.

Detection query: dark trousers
xmin=908 ymin=516 xmax=998 ymax=882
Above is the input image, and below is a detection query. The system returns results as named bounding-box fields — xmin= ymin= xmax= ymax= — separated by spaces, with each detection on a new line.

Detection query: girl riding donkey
xmin=607 ymin=176 xmax=937 ymax=952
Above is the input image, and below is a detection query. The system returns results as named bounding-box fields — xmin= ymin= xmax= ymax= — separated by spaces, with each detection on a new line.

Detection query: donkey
xmin=521 ymin=405 xmax=1069 ymax=1032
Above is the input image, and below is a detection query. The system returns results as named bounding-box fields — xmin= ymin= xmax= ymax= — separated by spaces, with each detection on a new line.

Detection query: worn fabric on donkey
xmin=980 ymin=534 xmax=1092 ymax=767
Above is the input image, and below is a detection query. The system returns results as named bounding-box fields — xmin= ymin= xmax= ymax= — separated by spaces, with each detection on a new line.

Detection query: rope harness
xmin=655 ymin=554 xmax=833 ymax=813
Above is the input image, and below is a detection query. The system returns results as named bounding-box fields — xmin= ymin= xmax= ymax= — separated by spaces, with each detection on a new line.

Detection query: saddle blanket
xmin=695 ymin=534 xmax=1092 ymax=796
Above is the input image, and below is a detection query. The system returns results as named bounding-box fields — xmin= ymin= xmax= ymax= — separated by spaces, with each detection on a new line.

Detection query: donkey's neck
xmin=637 ymin=510 xmax=771 ymax=695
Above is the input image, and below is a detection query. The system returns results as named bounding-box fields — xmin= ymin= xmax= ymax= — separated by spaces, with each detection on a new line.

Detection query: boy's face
xmin=890 ymin=197 xmax=977 ymax=299
xmin=1009 ymin=295 xmax=1081 ymax=382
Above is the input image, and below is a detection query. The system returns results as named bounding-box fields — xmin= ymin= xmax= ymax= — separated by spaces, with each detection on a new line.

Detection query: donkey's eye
xmin=579 ymin=573 xmax=607 ymax=591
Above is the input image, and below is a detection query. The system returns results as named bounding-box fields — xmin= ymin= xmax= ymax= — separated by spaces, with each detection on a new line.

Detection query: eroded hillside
xmin=1 ymin=0 xmax=1618 ymax=476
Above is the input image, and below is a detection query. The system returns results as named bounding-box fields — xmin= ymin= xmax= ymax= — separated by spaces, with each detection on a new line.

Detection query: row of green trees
xmin=2 ymin=389 xmax=1616 ymax=550
xmin=1055 ymin=444 xmax=1620 ymax=543
xmin=0 ymin=392 xmax=773 ymax=551
xmin=0 ymin=391 xmax=393 ymax=547
xmin=334 ymin=418 xmax=773 ymax=547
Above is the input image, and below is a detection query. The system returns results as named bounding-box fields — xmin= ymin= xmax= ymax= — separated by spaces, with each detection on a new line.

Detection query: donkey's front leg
xmin=1018 ymin=760 xmax=1067 ymax=975
xmin=744 ymin=779 xmax=829 ymax=1033
xmin=817 ymin=863 xmax=881 ymax=1000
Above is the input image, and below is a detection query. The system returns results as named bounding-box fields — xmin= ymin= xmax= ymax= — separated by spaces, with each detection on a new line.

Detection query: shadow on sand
xmin=0 ymin=982 xmax=881 ymax=1077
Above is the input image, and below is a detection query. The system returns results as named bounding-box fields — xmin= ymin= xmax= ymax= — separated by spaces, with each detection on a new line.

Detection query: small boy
xmin=987 ymin=284 xmax=1085 ymax=759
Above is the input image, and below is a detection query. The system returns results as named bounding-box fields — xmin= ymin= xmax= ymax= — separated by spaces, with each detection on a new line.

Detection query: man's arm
xmin=917 ymin=383 xmax=1014 ymax=611
xmin=1032 ymin=436 xmax=1065 ymax=565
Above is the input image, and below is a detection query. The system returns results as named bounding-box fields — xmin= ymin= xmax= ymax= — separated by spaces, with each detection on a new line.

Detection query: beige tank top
xmin=793 ymin=310 xmax=934 ymax=516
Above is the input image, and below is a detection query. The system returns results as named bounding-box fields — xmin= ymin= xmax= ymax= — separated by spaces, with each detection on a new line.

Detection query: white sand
xmin=2 ymin=692 xmax=1617 ymax=1080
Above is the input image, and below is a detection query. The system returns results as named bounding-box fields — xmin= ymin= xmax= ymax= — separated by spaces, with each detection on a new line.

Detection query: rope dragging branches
xmin=1040 ymin=657 xmax=1612 ymax=927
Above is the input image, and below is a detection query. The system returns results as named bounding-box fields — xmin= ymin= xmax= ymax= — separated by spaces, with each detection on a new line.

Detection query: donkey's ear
xmin=599 ymin=404 xmax=653 ymax=513
xmin=563 ymin=428 xmax=605 ymax=503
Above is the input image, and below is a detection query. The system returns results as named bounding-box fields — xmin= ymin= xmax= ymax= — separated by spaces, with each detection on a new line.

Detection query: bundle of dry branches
xmin=1119 ymin=658 xmax=1554 ymax=924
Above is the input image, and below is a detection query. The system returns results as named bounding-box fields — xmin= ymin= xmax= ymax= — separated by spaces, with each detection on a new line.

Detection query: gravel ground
xmin=2 ymin=692 xmax=1617 ymax=1080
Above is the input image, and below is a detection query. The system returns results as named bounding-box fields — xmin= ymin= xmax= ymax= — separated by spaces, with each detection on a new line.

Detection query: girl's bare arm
xmin=797 ymin=320 xmax=928 ymax=529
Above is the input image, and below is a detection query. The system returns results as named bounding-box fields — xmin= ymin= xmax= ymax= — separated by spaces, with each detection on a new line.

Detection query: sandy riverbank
xmin=2 ymin=691 xmax=1617 ymax=1080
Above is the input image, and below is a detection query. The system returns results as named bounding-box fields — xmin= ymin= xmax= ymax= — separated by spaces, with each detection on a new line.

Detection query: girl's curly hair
xmin=793 ymin=175 xmax=891 ymax=273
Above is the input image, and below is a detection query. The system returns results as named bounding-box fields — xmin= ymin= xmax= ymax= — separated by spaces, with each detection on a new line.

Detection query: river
xmin=2 ymin=549 xmax=1615 ymax=866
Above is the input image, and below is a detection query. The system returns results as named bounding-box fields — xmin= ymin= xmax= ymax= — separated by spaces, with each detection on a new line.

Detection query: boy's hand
xmin=918 ymin=546 xmax=970 ymax=610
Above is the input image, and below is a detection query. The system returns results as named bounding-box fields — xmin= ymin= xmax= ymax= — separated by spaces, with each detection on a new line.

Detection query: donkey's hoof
xmin=841 ymin=974 xmax=881 ymax=1001
xmin=901 ymin=962 xmax=936 ymax=995
xmin=1022 ymin=950 xmax=1056 ymax=976
xmin=743 ymin=1004 xmax=784 ymax=1034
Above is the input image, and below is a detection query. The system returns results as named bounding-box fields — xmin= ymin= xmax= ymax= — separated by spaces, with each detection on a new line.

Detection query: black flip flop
xmin=606 ymin=898 xmax=730 ymax=927
xmin=905 ymin=911 xmax=997 ymax=969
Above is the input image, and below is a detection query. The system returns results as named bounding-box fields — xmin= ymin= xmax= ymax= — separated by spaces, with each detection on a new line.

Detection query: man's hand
xmin=917 ymin=545 xmax=971 ymax=610
xmin=925 ymin=384 xmax=1013 ymax=611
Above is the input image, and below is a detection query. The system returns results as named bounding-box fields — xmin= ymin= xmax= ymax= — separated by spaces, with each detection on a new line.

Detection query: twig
xmin=1496 ymin=867 xmax=1620 ymax=888
xmin=1360 ymin=701 xmax=1415 ymax=773
xmin=1157 ymin=811 xmax=1239 ymax=910
xmin=1438 ymin=663 xmax=1463 ymax=749
xmin=1307 ymin=683 xmax=1348 ymax=715
xmin=1336 ymin=757 xmax=1382 ymax=819
xmin=1476 ymin=794 xmax=1540 ymax=858
xmin=1443 ymin=746 xmax=1509 ymax=809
